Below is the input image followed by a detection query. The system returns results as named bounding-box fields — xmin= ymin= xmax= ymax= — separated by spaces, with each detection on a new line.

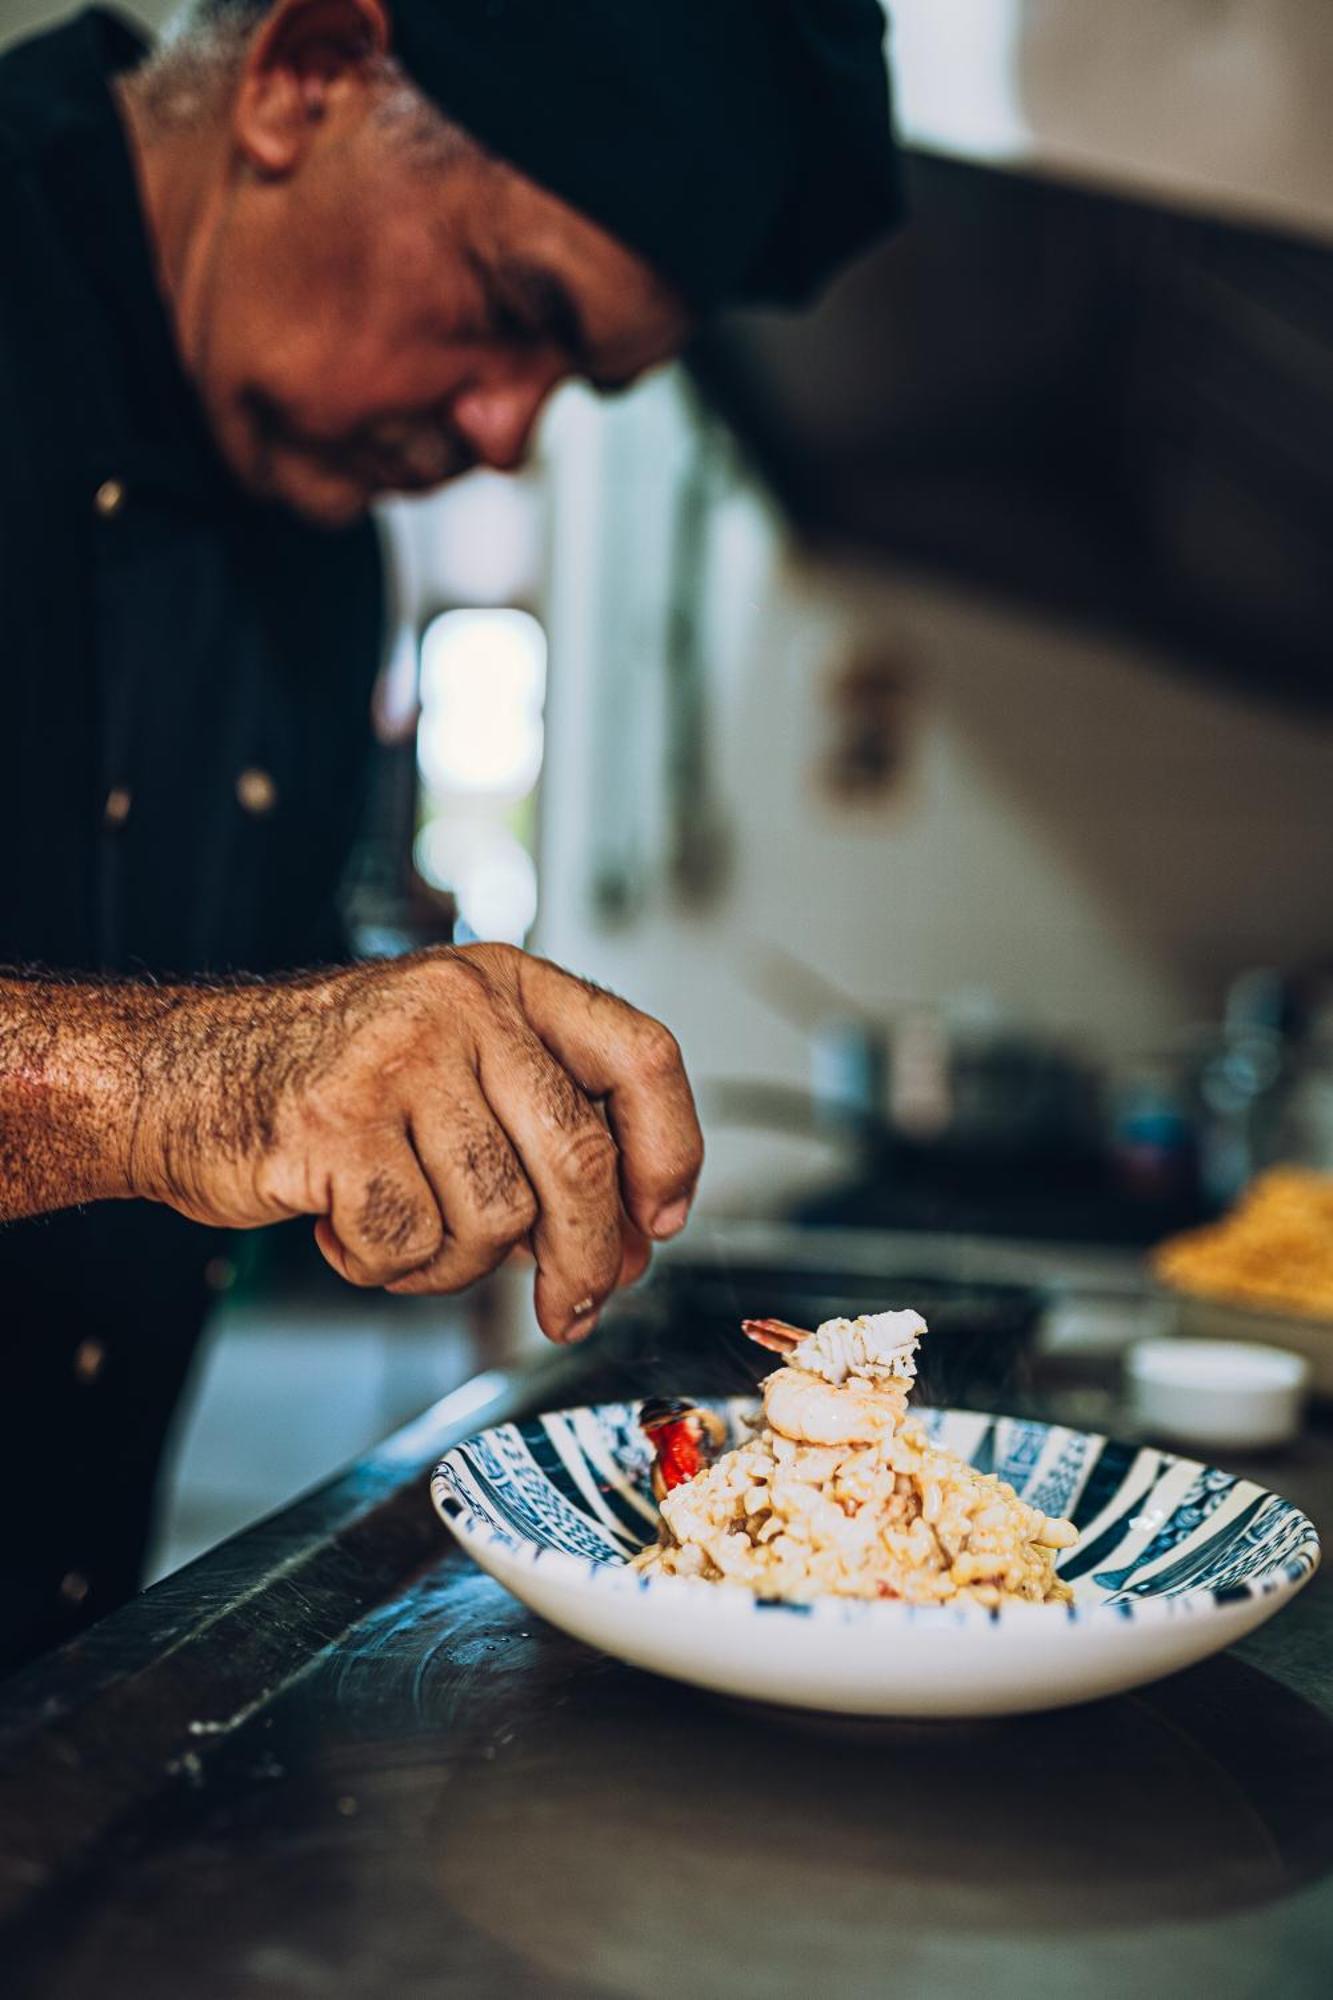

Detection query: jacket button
xmin=103 ymin=785 xmax=133 ymax=828
xmin=73 ymin=1338 xmax=106 ymax=1384
xmin=59 ymin=1570 xmax=91 ymax=1607
xmin=94 ymin=477 xmax=127 ymax=518
xmin=236 ymin=767 xmax=278 ymax=816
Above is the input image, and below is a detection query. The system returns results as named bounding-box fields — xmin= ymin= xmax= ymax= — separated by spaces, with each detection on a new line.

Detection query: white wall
xmin=533 ymin=374 xmax=1333 ymax=1211
xmin=887 ymin=0 xmax=1333 ymax=247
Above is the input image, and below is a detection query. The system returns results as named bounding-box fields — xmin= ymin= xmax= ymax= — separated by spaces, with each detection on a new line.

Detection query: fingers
xmin=387 ymin=1080 xmax=539 ymax=1299
xmin=474 ymin=1018 xmax=628 ymax=1340
xmin=617 ymin=1217 xmax=653 ymax=1293
xmin=303 ymin=949 xmax=691 ymax=1335
xmin=314 ymin=1134 xmax=444 ymax=1289
xmin=499 ymin=1219 xmax=650 ymax=1297
xmin=513 ymin=955 xmax=704 ymax=1241
xmin=309 ymin=1057 xmax=644 ymax=1331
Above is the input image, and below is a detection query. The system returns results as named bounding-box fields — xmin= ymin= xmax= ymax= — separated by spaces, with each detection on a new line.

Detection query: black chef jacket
xmin=0 ymin=10 xmax=386 ymax=1673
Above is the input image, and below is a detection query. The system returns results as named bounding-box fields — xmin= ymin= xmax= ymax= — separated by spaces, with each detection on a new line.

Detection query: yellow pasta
xmin=1153 ymin=1168 xmax=1333 ymax=1320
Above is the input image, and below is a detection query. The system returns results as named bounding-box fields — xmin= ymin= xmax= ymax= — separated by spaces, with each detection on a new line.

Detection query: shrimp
xmin=744 ymin=1318 xmax=914 ymax=1447
xmin=761 ymin=1366 xmax=909 ymax=1447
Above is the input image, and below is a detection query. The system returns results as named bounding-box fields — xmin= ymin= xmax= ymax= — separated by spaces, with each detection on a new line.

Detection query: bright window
xmin=414 ymin=609 xmax=547 ymax=946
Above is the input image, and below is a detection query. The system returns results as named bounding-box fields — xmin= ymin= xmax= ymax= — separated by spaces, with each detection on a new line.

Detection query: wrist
xmin=120 ymin=986 xmax=205 ymax=1208
xmin=0 ymin=976 xmax=167 ymax=1217
xmin=67 ymin=989 xmax=167 ymax=1206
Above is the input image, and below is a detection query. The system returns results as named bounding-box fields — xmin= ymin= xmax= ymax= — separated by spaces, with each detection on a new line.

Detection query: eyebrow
xmin=484 ymin=255 xmax=640 ymax=393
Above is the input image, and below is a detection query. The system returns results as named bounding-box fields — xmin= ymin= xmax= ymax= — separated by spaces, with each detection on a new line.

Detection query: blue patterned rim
xmin=432 ymin=1400 xmax=1321 ymax=1627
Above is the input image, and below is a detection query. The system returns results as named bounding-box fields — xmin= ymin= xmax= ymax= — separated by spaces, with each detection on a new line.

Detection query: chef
xmin=0 ymin=0 xmax=899 ymax=1671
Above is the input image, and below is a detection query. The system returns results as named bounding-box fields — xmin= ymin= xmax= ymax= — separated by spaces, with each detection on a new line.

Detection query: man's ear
xmin=233 ymin=0 xmax=392 ymax=177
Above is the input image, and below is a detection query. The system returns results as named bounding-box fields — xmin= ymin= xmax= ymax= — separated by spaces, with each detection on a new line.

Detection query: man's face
xmin=185 ymin=87 xmax=691 ymax=525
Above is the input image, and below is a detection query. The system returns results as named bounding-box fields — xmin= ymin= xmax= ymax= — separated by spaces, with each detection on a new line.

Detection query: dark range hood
xmin=691 ymin=150 xmax=1333 ymax=710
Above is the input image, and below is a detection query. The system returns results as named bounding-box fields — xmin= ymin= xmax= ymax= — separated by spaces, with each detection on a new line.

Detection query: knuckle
xmin=476 ymin=941 xmax=521 ymax=977
xmin=416 ymin=948 xmax=532 ymax=1050
xmin=552 ymin=1121 xmax=618 ymax=1189
xmin=511 ymin=1181 xmax=540 ymax=1233
xmin=341 ymin=1252 xmax=388 ymax=1290
xmin=468 ymin=1205 xmax=531 ymax=1259
xmin=391 ymin=1255 xmax=467 ymax=1298
xmin=441 ymin=946 xmax=493 ymax=993
xmin=460 ymin=1232 xmax=517 ymax=1284
xmin=368 ymin=1248 xmax=435 ymax=1290
xmin=400 ymin=1228 xmax=447 ymax=1275
xmin=252 ymin=1152 xmax=302 ymax=1214
xmin=453 ymin=1125 xmax=530 ymax=1220
xmin=406 ymin=1234 xmax=508 ymax=1295
xmin=355 ymin=1169 xmax=439 ymax=1264
xmin=572 ymin=1217 xmax=626 ymax=1295
xmin=636 ymin=1018 xmax=684 ymax=1079
xmin=412 ymin=948 xmax=494 ymax=1014
xmin=480 ymin=1182 xmax=538 ymax=1244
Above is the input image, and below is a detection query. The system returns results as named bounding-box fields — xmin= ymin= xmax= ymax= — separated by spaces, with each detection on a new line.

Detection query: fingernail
xmin=651 ymin=1198 xmax=690 ymax=1240
xmin=565 ymin=1309 xmax=601 ymax=1344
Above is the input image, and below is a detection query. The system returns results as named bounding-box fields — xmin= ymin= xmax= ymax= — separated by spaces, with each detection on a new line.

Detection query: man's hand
xmin=0 ymin=948 xmax=702 ymax=1342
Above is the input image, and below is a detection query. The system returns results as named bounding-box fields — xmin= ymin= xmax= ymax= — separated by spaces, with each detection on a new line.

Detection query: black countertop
xmin=2 ymin=1294 xmax=1332 ymax=1999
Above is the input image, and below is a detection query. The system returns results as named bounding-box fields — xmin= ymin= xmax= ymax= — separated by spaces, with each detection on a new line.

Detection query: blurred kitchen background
xmin=8 ymin=0 xmax=1333 ymax=1566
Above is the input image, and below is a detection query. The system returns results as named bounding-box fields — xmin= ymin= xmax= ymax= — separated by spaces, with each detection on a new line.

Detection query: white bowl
xmin=432 ymin=1399 xmax=1319 ymax=1719
xmin=1128 ymin=1338 xmax=1310 ymax=1452
xmin=1157 ymin=1285 xmax=1333 ymax=1397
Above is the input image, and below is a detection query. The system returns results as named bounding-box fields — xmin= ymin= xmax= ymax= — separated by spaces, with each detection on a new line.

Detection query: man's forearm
xmin=0 ymin=974 xmax=168 ymax=1222
xmin=0 ymin=947 xmax=702 ymax=1335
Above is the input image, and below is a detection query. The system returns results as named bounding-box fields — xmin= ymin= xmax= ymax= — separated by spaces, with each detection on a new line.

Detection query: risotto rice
xmin=633 ymin=1311 xmax=1077 ymax=1608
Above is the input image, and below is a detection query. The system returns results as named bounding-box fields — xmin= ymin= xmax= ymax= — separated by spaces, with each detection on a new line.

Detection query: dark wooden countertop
xmin=2 ymin=1294 xmax=1331 ymax=1999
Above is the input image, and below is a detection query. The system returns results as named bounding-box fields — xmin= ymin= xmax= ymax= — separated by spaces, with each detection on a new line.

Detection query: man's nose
xmin=450 ymin=364 xmax=564 ymax=472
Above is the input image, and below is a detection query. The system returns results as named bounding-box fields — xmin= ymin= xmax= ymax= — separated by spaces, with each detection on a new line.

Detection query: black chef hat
xmin=390 ymin=0 xmax=901 ymax=310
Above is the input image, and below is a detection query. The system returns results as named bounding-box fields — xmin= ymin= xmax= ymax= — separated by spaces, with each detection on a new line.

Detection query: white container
xmin=1159 ymin=1286 xmax=1333 ymax=1399
xmin=1127 ymin=1337 xmax=1310 ymax=1452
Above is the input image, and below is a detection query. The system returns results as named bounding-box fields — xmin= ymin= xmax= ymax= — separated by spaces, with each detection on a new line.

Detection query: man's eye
xmin=490 ymin=297 xmax=538 ymax=347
